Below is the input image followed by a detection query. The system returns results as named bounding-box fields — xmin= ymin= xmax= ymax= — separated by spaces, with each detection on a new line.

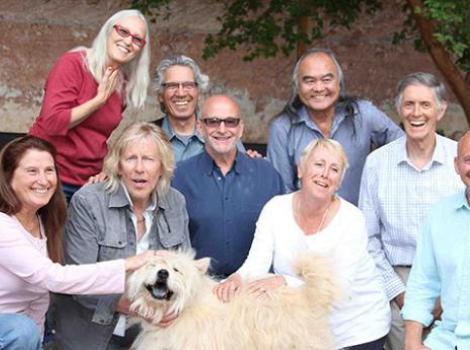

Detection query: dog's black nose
xmin=157 ymin=269 xmax=169 ymax=280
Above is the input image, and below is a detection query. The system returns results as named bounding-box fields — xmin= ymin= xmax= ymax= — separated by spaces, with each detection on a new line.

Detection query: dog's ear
xmin=194 ymin=257 xmax=211 ymax=274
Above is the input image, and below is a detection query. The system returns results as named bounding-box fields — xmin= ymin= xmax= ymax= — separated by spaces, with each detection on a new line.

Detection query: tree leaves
xmin=132 ymin=0 xmax=469 ymax=81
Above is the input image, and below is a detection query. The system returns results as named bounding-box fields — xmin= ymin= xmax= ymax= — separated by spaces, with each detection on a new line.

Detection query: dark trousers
xmin=341 ymin=335 xmax=386 ymax=350
xmin=62 ymin=182 xmax=81 ymax=204
xmin=107 ymin=324 xmax=141 ymax=350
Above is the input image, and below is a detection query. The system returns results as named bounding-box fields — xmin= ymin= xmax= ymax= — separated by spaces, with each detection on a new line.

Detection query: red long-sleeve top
xmin=30 ymin=51 xmax=124 ymax=186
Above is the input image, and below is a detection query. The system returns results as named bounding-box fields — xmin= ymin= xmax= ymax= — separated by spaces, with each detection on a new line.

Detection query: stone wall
xmin=0 ymin=0 xmax=467 ymax=142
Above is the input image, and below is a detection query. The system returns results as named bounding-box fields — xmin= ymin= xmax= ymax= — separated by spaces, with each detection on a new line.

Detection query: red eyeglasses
xmin=113 ymin=24 xmax=146 ymax=48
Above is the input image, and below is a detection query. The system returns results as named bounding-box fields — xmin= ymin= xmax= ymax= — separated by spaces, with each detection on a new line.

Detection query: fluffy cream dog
xmin=127 ymin=251 xmax=337 ymax=350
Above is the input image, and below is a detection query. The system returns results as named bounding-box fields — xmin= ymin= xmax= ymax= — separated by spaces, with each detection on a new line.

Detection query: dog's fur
xmin=127 ymin=251 xmax=337 ymax=350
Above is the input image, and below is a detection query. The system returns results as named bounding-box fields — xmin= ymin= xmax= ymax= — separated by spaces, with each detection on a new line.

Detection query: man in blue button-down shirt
xmin=152 ymin=55 xmax=208 ymax=162
xmin=267 ymin=47 xmax=403 ymax=205
xmin=403 ymin=130 xmax=470 ymax=350
xmin=173 ymin=95 xmax=284 ymax=278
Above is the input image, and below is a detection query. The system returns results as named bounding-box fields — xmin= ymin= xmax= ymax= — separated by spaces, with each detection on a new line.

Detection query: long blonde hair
xmin=103 ymin=122 xmax=175 ymax=198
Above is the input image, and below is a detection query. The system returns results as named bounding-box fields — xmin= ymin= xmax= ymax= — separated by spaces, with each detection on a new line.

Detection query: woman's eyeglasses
xmin=113 ymin=24 xmax=146 ymax=48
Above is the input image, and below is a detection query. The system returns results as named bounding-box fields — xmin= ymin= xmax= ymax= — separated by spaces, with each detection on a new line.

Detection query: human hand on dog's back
xmin=215 ymin=274 xmax=288 ymax=302
xmin=214 ymin=273 xmax=242 ymax=303
xmin=246 ymin=276 xmax=286 ymax=299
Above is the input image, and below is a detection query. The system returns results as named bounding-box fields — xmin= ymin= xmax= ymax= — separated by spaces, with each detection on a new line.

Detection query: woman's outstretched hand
xmin=124 ymin=250 xmax=169 ymax=272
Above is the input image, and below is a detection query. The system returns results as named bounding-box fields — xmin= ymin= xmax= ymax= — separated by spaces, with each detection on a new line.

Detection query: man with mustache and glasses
xmin=268 ymin=48 xmax=403 ymax=205
xmin=402 ymin=130 xmax=470 ymax=350
xmin=172 ymin=95 xmax=284 ymax=279
xmin=359 ymin=72 xmax=463 ymax=350
xmin=153 ymin=54 xmax=255 ymax=163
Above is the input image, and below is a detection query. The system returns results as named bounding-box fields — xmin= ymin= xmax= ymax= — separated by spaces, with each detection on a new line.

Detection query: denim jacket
xmin=54 ymin=182 xmax=190 ymax=350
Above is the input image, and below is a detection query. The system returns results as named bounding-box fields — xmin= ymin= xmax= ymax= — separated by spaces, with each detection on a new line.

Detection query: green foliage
xmin=132 ymin=0 xmax=382 ymax=60
xmin=202 ymin=0 xmax=382 ymax=60
xmin=392 ymin=1 xmax=470 ymax=72
xmin=132 ymin=0 xmax=470 ymax=72
xmin=423 ymin=0 xmax=470 ymax=71
xmin=131 ymin=0 xmax=173 ymax=22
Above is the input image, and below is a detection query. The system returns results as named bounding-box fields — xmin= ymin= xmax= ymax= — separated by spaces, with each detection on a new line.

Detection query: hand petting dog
xmin=214 ymin=274 xmax=286 ymax=302
xmin=213 ymin=274 xmax=241 ymax=303
xmin=246 ymin=275 xmax=287 ymax=298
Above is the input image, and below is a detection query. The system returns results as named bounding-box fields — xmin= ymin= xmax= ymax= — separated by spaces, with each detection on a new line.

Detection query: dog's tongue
xmin=151 ymin=286 xmax=169 ymax=300
xmin=146 ymin=283 xmax=172 ymax=300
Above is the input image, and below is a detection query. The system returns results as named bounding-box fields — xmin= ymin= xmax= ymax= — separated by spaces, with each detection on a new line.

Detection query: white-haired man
xmin=359 ymin=72 xmax=463 ymax=350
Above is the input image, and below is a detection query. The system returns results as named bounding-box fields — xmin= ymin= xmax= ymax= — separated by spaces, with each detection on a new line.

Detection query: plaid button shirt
xmin=359 ymin=134 xmax=463 ymax=300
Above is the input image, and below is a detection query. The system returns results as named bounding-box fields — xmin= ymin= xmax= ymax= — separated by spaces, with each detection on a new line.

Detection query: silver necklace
xmin=314 ymin=203 xmax=331 ymax=234
xmin=296 ymin=195 xmax=332 ymax=235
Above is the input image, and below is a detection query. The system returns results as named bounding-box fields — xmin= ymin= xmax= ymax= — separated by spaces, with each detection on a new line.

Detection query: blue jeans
xmin=61 ymin=182 xmax=81 ymax=204
xmin=0 ymin=314 xmax=41 ymax=350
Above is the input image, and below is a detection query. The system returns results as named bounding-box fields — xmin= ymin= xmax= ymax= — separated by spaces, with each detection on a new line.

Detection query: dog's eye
xmin=172 ymin=267 xmax=180 ymax=273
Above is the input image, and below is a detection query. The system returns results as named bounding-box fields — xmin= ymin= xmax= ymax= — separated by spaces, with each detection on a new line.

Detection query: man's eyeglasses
xmin=162 ymin=81 xmax=198 ymax=92
xmin=201 ymin=117 xmax=241 ymax=128
xmin=113 ymin=24 xmax=146 ymax=48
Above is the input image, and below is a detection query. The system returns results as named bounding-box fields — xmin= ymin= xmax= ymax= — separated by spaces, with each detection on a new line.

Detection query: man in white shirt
xmin=358 ymin=72 xmax=463 ymax=350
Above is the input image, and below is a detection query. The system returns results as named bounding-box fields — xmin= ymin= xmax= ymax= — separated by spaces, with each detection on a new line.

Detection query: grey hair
xmin=298 ymin=138 xmax=349 ymax=184
xmin=86 ymin=9 xmax=150 ymax=109
xmin=292 ymin=48 xmax=346 ymax=97
xmin=395 ymin=72 xmax=447 ymax=112
xmin=154 ymin=54 xmax=209 ymax=93
xmin=154 ymin=55 xmax=209 ymax=114
xmin=103 ymin=122 xmax=175 ymax=198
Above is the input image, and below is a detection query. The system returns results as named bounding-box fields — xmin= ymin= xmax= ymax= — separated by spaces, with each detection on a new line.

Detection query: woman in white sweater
xmin=215 ymin=138 xmax=391 ymax=350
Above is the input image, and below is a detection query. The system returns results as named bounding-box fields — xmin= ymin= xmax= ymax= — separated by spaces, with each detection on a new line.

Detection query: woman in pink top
xmin=29 ymin=9 xmax=150 ymax=202
xmin=0 ymin=136 xmax=157 ymax=349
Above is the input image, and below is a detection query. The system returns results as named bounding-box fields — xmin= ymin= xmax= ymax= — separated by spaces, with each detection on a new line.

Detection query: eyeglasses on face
xmin=113 ymin=24 xmax=146 ymax=48
xmin=162 ymin=81 xmax=198 ymax=92
xmin=200 ymin=117 xmax=241 ymax=128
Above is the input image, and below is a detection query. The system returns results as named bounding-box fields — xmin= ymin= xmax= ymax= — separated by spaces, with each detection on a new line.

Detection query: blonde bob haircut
xmin=86 ymin=9 xmax=150 ymax=109
xmin=103 ymin=122 xmax=175 ymax=197
xmin=298 ymin=138 xmax=349 ymax=183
